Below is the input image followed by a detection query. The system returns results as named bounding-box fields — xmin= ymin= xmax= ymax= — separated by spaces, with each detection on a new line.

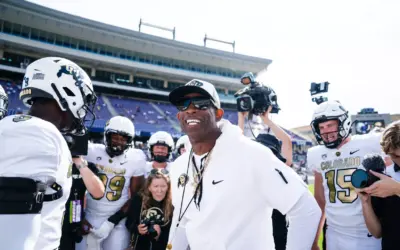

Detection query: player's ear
xmin=215 ymin=108 xmax=224 ymax=121
xmin=176 ymin=113 xmax=181 ymax=120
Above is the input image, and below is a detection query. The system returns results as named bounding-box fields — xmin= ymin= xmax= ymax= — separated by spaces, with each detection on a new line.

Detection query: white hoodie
xmin=168 ymin=119 xmax=321 ymax=250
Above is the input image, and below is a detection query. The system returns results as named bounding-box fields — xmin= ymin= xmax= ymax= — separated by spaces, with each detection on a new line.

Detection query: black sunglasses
xmin=176 ymin=97 xmax=213 ymax=111
xmin=150 ymin=168 xmax=169 ymax=175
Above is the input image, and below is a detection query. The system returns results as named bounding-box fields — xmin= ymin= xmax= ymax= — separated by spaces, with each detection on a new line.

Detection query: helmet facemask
xmin=105 ymin=130 xmax=134 ymax=157
xmin=57 ymin=69 xmax=97 ymax=136
xmin=311 ymin=114 xmax=351 ymax=149
xmin=151 ymin=143 xmax=171 ymax=163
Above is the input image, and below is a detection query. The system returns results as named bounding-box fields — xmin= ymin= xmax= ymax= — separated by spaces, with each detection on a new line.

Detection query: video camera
xmin=310 ymin=82 xmax=330 ymax=105
xmin=351 ymin=154 xmax=387 ymax=188
xmin=234 ymin=72 xmax=280 ymax=115
xmin=63 ymin=133 xmax=89 ymax=157
xmin=141 ymin=209 xmax=164 ymax=238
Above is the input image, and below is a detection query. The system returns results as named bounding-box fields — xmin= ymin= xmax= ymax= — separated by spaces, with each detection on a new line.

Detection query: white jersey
xmin=85 ymin=144 xmax=145 ymax=223
xmin=0 ymin=115 xmax=72 ymax=250
xmin=308 ymin=132 xmax=384 ymax=238
xmin=144 ymin=161 xmax=172 ymax=178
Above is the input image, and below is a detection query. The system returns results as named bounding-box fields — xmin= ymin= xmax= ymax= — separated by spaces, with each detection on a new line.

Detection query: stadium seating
xmin=0 ymin=79 xmax=303 ymax=143
xmin=0 ymin=79 xmax=238 ymax=136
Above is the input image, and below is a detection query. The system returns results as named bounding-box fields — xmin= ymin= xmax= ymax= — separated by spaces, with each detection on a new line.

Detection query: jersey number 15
xmin=325 ymin=168 xmax=358 ymax=203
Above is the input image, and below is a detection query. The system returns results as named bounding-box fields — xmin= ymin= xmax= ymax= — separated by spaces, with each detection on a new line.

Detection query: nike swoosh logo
xmin=350 ymin=150 xmax=360 ymax=155
xmin=367 ymin=233 xmax=373 ymax=237
xmin=120 ymin=162 xmax=127 ymax=165
xmin=212 ymin=180 xmax=224 ymax=185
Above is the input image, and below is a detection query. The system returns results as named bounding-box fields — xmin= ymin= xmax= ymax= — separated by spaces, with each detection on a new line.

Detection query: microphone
xmin=362 ymin=154 xmax=386 ymax=173
xmin=351 ymin=153 xmax=386 ymax=188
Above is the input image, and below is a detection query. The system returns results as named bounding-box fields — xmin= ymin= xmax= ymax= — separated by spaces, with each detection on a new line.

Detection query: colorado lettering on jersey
xmin=96 ymin=164 xmax=126 ymax=175
xmin=320 ymin=156 xmax=361 ymax=171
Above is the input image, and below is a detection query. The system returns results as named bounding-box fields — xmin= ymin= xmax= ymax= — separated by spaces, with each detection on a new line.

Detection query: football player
xmin=308 ymin=100 xmax=384 ymax=250
xmin=175 ymin=134 xmax=191 ymax=157
xmin=144 ymin=131 xmax=175 ymax=178
xmin=0 ymin=85 xmax=8 ymax=120
xmin=77 ymin=115 xmax=146 ymax=250
xmin=0 ymin=57 xmax=97 ymax=250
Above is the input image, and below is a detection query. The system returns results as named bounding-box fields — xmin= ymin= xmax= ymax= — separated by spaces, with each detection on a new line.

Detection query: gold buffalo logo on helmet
xmin=178 ymin=173 xmax=189 ymax=188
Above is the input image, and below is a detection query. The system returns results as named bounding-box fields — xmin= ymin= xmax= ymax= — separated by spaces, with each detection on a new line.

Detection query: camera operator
xmin=125 ymin=169 xmax=173 ymax=250
xmin=357 ymin=121 xmax=400 ymax=250
xmin=256 ymin=133 xmax=292 ymax=250
xmin=239 ymin=106 xmax=293 ymax=167
xmin=60 ymin=137 xmax=105 ymax=250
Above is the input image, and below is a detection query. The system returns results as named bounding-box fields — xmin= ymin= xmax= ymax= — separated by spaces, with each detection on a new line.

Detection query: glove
xmin=91 ymin=220 xmax=115 ymax=239
xmin=86 ymin=233 xmax=102 ymax=250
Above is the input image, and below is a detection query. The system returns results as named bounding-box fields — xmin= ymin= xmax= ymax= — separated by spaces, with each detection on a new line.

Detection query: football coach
xmin=166 ymin=79 xmax=321 ymax=250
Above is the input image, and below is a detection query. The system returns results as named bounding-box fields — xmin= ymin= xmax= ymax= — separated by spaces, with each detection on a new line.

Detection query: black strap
xmin=44 ymin=182 xmax=63 ymax=202
xmin=0 ymin=177 xmax=46 ymax=214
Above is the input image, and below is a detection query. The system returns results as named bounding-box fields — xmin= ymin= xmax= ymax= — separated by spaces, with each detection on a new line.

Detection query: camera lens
xmin=351 ymin=169 xmax=369 ymax=188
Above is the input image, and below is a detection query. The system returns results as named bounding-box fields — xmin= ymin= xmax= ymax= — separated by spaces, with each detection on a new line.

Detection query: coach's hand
xmin=91 ymin=220 xmax=115 ymax=239
xmin=138 ymin=224 xmax=148 ymax=235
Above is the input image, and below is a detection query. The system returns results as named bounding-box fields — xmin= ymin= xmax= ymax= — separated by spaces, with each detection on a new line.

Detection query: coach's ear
xmin=215 ymin=108 xmax=224 ymax=121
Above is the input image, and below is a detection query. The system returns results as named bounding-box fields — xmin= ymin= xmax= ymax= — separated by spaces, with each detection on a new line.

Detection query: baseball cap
xmin=255 ymin=134 xmax=287 ymax=163
xmin=169 ymin=79 xmax=221 ymax=109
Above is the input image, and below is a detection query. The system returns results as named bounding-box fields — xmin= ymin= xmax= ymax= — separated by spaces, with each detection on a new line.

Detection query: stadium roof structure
xmin=0 ymin=0 xmax=272 ymax=88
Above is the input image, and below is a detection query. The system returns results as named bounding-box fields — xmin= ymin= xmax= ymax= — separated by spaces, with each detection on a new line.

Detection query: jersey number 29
xmin=93 ymin=174 xmax=126 ymax=201
xmin=325 ymin=168 xmax=358 ymax=203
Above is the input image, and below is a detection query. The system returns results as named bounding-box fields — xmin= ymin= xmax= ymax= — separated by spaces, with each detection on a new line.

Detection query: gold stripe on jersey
xmin=96 ymin=164 xmax=126 ymax=175
xmin=320 ymin=156 xmax=361 ymax=171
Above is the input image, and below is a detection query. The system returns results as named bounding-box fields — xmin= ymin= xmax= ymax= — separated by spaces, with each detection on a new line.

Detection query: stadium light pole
xmin=204 ymin=33 xmax=236 ymax=53
xmin=138 ymin=18 xmax=176 ymax=40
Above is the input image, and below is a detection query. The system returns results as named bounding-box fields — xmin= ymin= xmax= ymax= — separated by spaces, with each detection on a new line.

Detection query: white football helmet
xmin=0 ymin=85 xmax=8 ymax=120
xmin=20 ymin=57 xmax=97 ymax=135
xmin=104 ymin=116 xmax=135 ymax=157
xmin=148 ymin=131 xmax=174 ymax=162
xmin=176 ymin=135 xmax=191 ymax=156
xmin=311 ymin=100 xmax=352 ymax=148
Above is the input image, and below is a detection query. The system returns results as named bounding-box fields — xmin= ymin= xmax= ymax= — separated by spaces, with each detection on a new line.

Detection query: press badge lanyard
xmin=167 ymin=149 xmax=213 ymax=250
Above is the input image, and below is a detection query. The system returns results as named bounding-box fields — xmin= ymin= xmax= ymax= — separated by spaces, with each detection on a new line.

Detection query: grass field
xmin=308 ymin=184 xmax=324 ymax=249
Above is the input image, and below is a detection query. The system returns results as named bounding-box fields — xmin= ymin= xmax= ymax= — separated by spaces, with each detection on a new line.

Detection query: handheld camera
xmin=234 ymin=72 xmax=280 ymax=115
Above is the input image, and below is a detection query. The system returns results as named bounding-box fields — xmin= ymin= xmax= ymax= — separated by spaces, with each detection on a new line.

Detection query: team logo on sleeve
xmin=178 ymin=173 xmax=189 ymax=188
xmin=12 ymin=115 xmax=32 ymax=122
xmin=336 ymin=151 xmax=341 ymax=157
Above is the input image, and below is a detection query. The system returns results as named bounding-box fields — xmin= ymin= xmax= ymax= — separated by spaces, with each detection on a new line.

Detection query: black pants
xmin=272 ymin=209 xmax=288 ymax=250
xmin=59 ymin=230 xmax=76 ymax=250
xmin=59 ymin=223 xmax=83 ymax=250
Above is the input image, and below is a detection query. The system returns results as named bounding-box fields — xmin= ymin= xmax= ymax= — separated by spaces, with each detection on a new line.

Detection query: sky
xmin=28 ymin=0 xmax=400 ymax=129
